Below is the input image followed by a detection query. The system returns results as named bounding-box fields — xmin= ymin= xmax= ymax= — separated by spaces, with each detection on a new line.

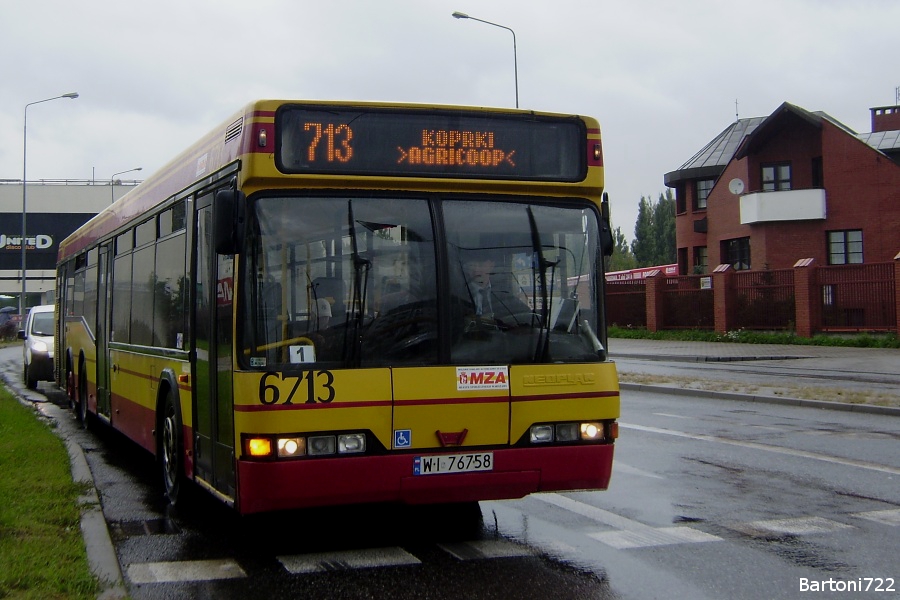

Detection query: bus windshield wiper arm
xmin=526 ymin=207 xmax=558 ymax=362
xmin=344 ymin=200 xmax=370 ymax=366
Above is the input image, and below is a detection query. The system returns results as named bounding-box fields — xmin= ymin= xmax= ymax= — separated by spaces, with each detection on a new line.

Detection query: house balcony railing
xmin=740 ymin=188 xmax=826 ymax=224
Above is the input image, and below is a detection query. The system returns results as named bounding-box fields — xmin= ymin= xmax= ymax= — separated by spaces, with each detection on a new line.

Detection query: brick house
xmin=664 ymin=102 xmax=900 ymax=275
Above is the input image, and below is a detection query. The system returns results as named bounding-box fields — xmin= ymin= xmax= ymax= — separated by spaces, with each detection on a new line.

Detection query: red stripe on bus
xmin=512 ymin=390 xmax=619 ymax=402
xmin=235 ymin=400 xmax=391 ymax=412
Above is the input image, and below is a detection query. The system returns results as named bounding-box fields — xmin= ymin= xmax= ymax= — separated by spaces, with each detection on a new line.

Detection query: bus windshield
xmin=238 ymin=195 xmax=603 ymax=369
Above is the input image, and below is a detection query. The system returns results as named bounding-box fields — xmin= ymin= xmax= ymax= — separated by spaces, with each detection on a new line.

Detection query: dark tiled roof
xmin=663 ymin=117 xmax=765 ymax=185
xmin=665 ymin=102 xmax=900 ymax=187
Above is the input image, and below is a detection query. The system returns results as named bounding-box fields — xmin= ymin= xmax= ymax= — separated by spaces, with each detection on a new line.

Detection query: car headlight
xmin=32 ymin=341 xmax=49 ymax=353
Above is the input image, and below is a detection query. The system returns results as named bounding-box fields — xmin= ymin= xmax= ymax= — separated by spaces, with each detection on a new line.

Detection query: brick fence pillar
xmin=793 ymin=258 xmax=816 ymax=338
xmin=712 ymin=265 xmax=733 ymax=335
xmin=645 ymin=270 xmax=664 ymax=332
xmin=894 ymin=252 xmax=900 ymax=333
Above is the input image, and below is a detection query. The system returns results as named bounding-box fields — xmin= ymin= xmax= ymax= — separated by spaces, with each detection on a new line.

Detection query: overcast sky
xmin=2 ymin=0 xmax=897 ymax=240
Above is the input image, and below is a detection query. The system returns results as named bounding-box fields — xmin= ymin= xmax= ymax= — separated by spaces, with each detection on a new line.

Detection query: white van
xmin=18 ymin=304 xmax=55 ymax=390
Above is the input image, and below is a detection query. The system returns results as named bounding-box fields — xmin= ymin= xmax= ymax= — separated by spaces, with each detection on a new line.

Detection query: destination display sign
xmin=276 ymin=106 xmax=586 ymax=181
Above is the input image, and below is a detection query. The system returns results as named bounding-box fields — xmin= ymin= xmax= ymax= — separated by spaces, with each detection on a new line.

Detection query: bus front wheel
xmin=160 ymin=389 xmax=184 ymax=505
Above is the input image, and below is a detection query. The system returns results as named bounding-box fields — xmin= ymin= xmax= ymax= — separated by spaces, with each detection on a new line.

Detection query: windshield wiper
xmin=344 ymin=200 xmax=371 ymax=366
xmin=526 ymin=207 xmax=558 ymax=362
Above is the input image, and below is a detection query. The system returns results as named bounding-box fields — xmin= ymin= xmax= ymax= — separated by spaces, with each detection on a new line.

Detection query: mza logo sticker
xmin=456 ymin=366 xmax=509 ymax=391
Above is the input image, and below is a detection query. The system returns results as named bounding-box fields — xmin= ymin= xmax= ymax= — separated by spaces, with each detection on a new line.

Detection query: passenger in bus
xmin=310 ymin=297 xmax=332 ymax=330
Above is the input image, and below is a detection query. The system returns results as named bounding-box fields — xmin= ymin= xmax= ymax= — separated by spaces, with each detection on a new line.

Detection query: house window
xmin=677 ymin=247 xmax=688 ymax=276
xmin=675 ymin=186 xmax=686 ymax=214
xmin=694 ymin=179 xmax=713 ymax=210
xmin=812 ymin=157 xmax=823 ymax=188
xmin=762 ymin=163 xmax=791 ymax=191
xmin=722 ymin=237 xmax=750 ymax=271
xmin=828 ymin=230 xmax=863 ymax=265
xmin=693 ymin=246 xmax=708 ymax=274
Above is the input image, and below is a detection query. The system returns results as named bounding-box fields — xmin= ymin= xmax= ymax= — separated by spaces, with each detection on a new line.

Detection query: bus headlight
xmin=530 ymin=424 xmax=554 ymax=443
xmin=277 ymin=437 xmax=306 ymax=457
xmin=338 ymin=433 xmax=366 ymax=454
xmin=580 ymin=422 xmax=603 ymax=441
xmin=308 ymin=435 xmax=336 ymax=456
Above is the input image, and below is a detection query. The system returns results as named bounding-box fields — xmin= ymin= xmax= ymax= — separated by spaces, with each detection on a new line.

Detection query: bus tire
xmin=77 ymin=367 xmax=90 ymax=429
xmin=160 ymin=388 xmax=184 ymax=505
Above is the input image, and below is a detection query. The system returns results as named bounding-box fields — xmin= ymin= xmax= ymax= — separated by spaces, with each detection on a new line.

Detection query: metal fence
xmin=604 ymin=261 xmax=897 ymax=335
xmin=731 ymin=268 xmax=795 ymax=330
xmin=605 ymin=281 xmax=646 ymax=327
xmin=661 ymin=275 xmax=714 ymax=329
xmin=817 ymin=263 xmax=897 ymax=331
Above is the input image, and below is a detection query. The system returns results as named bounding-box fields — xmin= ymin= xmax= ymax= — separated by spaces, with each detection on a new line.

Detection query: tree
xmin=631 ymin=196 xmax=656 ymax=267
xmin=651 ymin=189 xmax=676 ymax=265
xmin=630 ymin=191 xmax=676 ymax=267
xmin=606 ymin=226 xmax=637 ymax=272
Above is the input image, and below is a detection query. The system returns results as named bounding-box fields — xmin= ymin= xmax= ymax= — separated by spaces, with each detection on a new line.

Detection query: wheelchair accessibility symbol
xmin=394 ymin=429 xmax=411 ymax=448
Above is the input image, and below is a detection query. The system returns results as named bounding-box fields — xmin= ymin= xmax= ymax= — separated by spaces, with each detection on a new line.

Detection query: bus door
xmin=95 ymin=242 xmax=113 ymax=421
xmin=192 ymin=198 xmax=236 ymax=498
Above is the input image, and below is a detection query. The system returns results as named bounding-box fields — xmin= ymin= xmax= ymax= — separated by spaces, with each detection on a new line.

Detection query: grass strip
xmin=0 ymin=386 xmax=98 ymax=600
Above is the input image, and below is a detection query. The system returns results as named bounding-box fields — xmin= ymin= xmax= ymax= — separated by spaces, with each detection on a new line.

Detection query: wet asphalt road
xmin=2 ymin=344 xmax=899 ymax=599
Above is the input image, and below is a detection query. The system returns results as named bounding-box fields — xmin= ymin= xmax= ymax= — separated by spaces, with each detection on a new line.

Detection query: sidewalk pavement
xmin=609 ymin=337 xmax=900 ymax=416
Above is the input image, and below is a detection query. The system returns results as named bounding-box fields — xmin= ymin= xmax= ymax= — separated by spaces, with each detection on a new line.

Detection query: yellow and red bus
xmin=56 ymin=100 xmax=619 ymax=514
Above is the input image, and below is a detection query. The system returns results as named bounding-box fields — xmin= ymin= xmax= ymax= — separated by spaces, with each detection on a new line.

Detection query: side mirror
xmin=600 ymin=192 xmax=614 ymax=257
xmin=214 ymin=188 xmax=246 ymax=255
xmin=17 ymin=329 xmax=26 ymax=341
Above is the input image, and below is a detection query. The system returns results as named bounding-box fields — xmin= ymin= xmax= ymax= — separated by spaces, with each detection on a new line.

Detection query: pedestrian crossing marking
xmin=439 ymin=539 xmax=535 ymax=560
xmin=127 ymin=559 xmax=245 ymax=584
xmin=852 ymin=508 xmax=900 ymax=527
xmin=531 ymin=493 xmax=722 ymax=549
xmin=732 ymin=516 xmax=853 ymax=537
xmin=589 ymin=526 xmax=721 ymax=549
xmin=278 ymin=547 xmax=421 ymax=574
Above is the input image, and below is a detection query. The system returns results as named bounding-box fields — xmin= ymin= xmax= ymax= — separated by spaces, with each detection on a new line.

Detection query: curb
xmin=0 ymin=373 xmax=126 ymax=600
xmin=619 ymin=382 xmax=900 ymax=416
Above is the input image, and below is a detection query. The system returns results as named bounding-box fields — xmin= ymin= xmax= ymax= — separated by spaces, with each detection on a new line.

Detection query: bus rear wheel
xmin=160 ymin=390 xmax=184 ymax=505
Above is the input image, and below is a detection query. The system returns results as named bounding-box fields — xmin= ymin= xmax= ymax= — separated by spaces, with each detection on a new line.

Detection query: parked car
xmin=18 ymin=304 xmax=55 ymax=390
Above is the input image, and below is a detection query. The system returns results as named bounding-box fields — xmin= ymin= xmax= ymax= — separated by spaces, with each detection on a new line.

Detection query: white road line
xmin=852 ymin=508 xmax=900 ymax=527
xmin=620 ymin=422 xmax=900 ymax=476
xmin=590 ymin=526 xmax=720 ymax=550
xmin=533 ymin=493 xmax=721 ymax=549
xmin=612 ymin=461 xmax=665 ymax=479
xmin=127 ymin=559 xmax=246 ymax=584
xmin=731 ymin=517 xmax=854 ymax=537
xmin=278 ymin=547 xmax=421 ymax=574
xmin=439 ymin=539 xmax=535 ymax=560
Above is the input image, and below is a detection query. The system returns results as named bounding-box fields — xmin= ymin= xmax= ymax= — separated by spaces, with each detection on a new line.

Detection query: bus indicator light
xmin=246 ymin=437 xmax=272 ymax=457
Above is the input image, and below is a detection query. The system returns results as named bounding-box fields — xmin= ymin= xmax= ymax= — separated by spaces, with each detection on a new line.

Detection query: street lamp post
xmin=21 ymin=92 xmax=79 ymax=316
xmin=110 ymin=167 xmax=142 ymax=203
xmin=452 ymin=11 xmax=518 ymax=108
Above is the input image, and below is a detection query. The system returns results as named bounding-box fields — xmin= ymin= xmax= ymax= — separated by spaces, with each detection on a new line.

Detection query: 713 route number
xmin=258 ymin=371 xmax=335 ymax=405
